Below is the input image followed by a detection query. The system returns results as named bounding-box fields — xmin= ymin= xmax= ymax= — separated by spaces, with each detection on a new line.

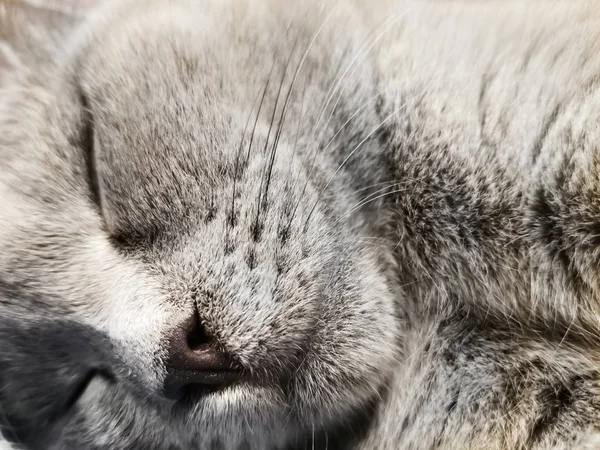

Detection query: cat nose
xmin=163 ymin=313 xmax=241 ymax=400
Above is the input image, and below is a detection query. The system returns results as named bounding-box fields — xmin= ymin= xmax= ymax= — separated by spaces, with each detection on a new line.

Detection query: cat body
xmin=1 ymin=0 xmax=600 ymax=449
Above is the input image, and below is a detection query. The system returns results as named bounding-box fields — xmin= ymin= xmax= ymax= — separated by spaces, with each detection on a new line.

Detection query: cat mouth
xmin=163 ymin=368 xmax=243 ymax=401
xmin=174 ymin=380 xmax=237 ymax=404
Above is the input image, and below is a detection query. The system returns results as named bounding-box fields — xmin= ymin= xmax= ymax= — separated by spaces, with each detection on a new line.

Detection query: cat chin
xmin=175 ymin=384 xmax=294 ymax=447
xmin=182 ymin=383 xmax=285 ymax=418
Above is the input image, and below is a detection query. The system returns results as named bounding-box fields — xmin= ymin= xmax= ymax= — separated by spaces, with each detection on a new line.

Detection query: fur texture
xmin=2 ymin=0 xmax=600 ymax=449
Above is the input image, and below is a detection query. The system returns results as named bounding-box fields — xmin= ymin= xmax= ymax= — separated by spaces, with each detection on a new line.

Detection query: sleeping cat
xmin=2 ymin=0 xmax=600 ymax=449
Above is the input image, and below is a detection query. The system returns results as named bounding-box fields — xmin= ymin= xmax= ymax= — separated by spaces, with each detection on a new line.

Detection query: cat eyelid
xmin=77 ymin=86 xmax=103 ymax=211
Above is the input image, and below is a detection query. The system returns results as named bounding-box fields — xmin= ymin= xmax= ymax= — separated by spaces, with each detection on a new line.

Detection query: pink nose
xmin=163 ymin=313 xmax=241 ymax=399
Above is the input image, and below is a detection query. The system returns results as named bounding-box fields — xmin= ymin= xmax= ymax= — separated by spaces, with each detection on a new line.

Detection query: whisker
xmin=244 ymin=11 xmax=299 ymax=165
xmin=245 ymin=77 xmax=272 ymax=164
xmin=341 ymin=183 xmax=403 ymax=215
xmin=353 ymin=179 xmax=409 ymax=194
xmin=308 ymin=11 xmax=403 ymax=146
xmin=314 ymin=13 xmax=407 ymax=147
xmin=282 ymin=38 xmax=355 ymax=218
xmin=286 ymin=74 xmax=309 ymax=182
xmin=304 ymin=11 xmax=406 ymax=176
xmin=262 ymin=4 xmax=338 ymax=206
xmin=304 ymin=107 xmax=404 ymax=228
xmin=313 ymin=89 xmax=386 ymax=165
xmin=254 ymin=27 xmax=302 ymax=218
xmin=230 ymin=82 xmax=264 ymax=225
xmin=332 ymin=187 xmax=408 ymax=226
xmin=283 ymin=89 xmax=390 ymax=235
xmin=333 ymin=180 xmax=413 ymax=224
xmin=286 ymin=13 xmax=406 ymax=233
xmin=240 ymin=11 xmax=300 ymax=240
xmin=252 ymin=5 xmax=325 ymax=235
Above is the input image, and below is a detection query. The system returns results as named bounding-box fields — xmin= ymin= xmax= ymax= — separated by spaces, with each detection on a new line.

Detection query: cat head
xmin=0 ymin=0 xmax=397 ymax=448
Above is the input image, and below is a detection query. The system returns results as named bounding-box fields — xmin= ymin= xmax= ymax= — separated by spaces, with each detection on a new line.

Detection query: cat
xmin=2 ymin=0 xmax=600 ymax=449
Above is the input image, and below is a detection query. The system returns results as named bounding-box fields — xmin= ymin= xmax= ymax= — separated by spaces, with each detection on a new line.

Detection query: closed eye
xmin=78 ymin=86 xmax=102 ymax=210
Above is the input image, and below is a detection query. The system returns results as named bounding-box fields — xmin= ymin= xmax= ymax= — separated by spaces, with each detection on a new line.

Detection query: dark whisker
xmin=245 ymin=14 xmax=299 ymax=166
xmin=247 ymin=11 xmax=304 ymax=238
xmin=253 ymin=28 xmax=300 ymax=234
xmin=245 ymin=80 xmax=271 ymax=165
xmin=263 ymin=6 xmax=337 ymax=207
xmin=257 ymin=30 xmax=300 ymax=205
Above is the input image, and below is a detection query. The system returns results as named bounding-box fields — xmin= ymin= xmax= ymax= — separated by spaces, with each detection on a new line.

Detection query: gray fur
xmin=2 ymin=0 xmax=600 ymax=449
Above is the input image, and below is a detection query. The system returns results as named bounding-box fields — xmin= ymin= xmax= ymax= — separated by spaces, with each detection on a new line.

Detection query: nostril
xmin=164 ymin=313 xmax=242 ymax=400
xmin=186 ymin=310 xmax=209 ymax=350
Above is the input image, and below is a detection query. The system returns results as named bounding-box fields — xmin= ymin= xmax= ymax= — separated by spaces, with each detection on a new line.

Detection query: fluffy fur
xmin=1 ymin=0 xmax=600 ymax=449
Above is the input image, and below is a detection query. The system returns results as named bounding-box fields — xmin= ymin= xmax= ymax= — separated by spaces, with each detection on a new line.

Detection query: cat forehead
xmin=77 ymin=12 xmax=244 ymax=117
xmin=77 ymin=0 xmax=291 ymax=83
xmin=71 ymin=1 xmax=312 ymax=162
xmin=73 ymin=0 xmax=359 ymax=98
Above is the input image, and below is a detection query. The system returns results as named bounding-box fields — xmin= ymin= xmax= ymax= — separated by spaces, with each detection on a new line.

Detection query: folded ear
xmin=0 ymin=0 xmax=99 ymax=81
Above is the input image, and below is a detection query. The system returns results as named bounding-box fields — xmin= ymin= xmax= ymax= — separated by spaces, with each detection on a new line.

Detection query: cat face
xmin=0 ymin=0 xmax=397 ymax=448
